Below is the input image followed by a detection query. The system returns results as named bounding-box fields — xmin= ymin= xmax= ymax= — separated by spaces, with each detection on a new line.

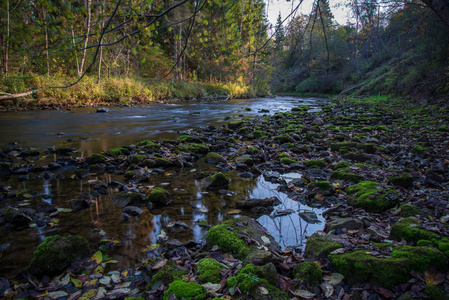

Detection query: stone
xmin=146 ymin=187 xmax=172 ymax=208
xmin=235 ymin=197 xmax=278 ymax=209
xmin=69 ymin=199 xmax=90 ymax=212
xmin=304 ymin=232 xmax=343 ymax=260
xmin=204 ymin=172 xmax=229 ymax=190
xmin=96 ymin=107 xmax=109 ymax=113
xmin=27 ymin=235 xmax=91 ymax=278
xmin=298 ymin=211 xmax=320 ymax=224
xmin=342 ymin=152 xmax=381 ymax=163
xmin=307 ymin=181 xmax=334 ymax=198
xmin=205 ymin=152 xmax=227 ymax=165
xmin=119 ymin=213 xmax=130 ymax=221
xmin=324 ymin=217 xmax=363 ymax=233
xmin=123 ymin=206 xmax=143 ymax=215
xmin=112 ymin=192 xmax=143 ymax=207
xmin=36 ymin=201 xmax=58 ymax=214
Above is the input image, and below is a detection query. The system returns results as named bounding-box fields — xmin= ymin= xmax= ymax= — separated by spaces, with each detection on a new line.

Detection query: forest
xmin=0 ymin=0 xmax=448 ymax=104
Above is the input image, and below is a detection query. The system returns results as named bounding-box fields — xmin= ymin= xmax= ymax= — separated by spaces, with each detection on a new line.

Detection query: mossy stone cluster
xmin=387 ymin=173 xmax=413 ymax=188
xmin=347 ymin=180 xmax=398 ymax=212
xmin=330 ymin=170 xmax=365 ymax=183
xmin=163 ymin=280 xmax=207 ymax=300
xmin=329 ymin=245 xmax=447 ymax=288
xmin=197 ymin=258 xmax=222 ymax=283
xmin=305 ymin=159 xmax=326 ymax=168
xmin=180 ymin=143 xmax=209 ymax=154
xmin=27 ymin=235 xmax=91 ymax=278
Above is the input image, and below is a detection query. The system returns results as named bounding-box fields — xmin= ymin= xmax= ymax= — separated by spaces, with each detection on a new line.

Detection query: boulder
xmin=324 ymin=217 xmax=363 ymax=233
xmin=204 ymin=172 xmax=229 ymax=190
xmin=304 ymin=232 xmax=343 ymax=260
xmin=27 ymin=235 xmax=91 ymax=278
xmin=205 ymin=152 xmax=227 ymax=165
xmin=70 ymin=199 xmax=90 ymax=212
xmin=123 ymin=206 xmax=144 ymax=215
xmin=146 ymin=187 xmax=172 ymax=208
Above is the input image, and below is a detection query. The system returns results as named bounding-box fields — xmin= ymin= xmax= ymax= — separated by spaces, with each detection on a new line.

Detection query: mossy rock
xmin=89 ymin=164 xmax=105 ymax=174
xmin=86 ymin=153 xmax=106 ymax=164
xmin=27 ymin=235 xmax=91 ymax=278
xmin=109 ymin=148 xmax=125 ymax=157
xmin=235 ymin=155 xmax=254 ymax=167
xmin=206 ymin=216 xmax=280 ymax=259
xmin=423 ymin=285 xmax=449 ymax=300
xmin=124 ymin=170 xmax=138 ymax=179
xmin=305 ymin=159 xmax=326 ymax=168
xmin=436 ymin=125 xmax=448 ymax=132
xmin=128 ymin=154 xmax=145 ymax=164
xmin=155 ymin=158 xmax=175 ymax=167
xmin=205 ymin=152 xmax=227 ymax=165
xmin=412 ymin=145 xmax=426 ymax=154
xmin=330 ymin=245 xmax=447 ymax=288
xmin=347 ymin=180 xmax=398 ymax=212
xmin=307 ymin=181 xmax=334 ymax=197
xmin=74 ymin=168 xmax=89 ymax=178
xmin=20 ymin=148 xmax=40 ymax=156
xmin=147 ymin=187 xmax=171 ymax=208
xmin=180 ymin=143 xmax=209 ymax=154
xmin=197 ymin=258 xmax=222 ymax=283
xmin=177 ymin=135 xmax=204 ymax=144
xmin=204 ymin=172 xmax=229 ymax=189
xmin=398 ymin=204 xmax=420 ymax=217
xmin=387 ymin=173 xmax=413 ymax=188
xmin=274 ymin=135 xmax=294 ymax=144
xmin=330 ymin=170 xmax=365 ymax=183
xmin=334 ymin=161 xmax=350 ymax=170
xmin=226 ymin=263 xmax=287 ymax=299
xmin=304 ymin=233 xmax=343 ymax=260
xmin=228 ymin=121 xmax=244 ymax=129
xmin=149 ymin=260 xmax=188 ymax=288
xmin=293 ymin=261 xmax=322 ymax=286
xmin=163 ymin=280 xmax=207 ymax=300
xmin=280 ymin=157 xmax=296 ymax=165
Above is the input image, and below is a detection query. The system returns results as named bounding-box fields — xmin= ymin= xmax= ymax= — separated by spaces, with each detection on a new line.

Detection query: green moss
xmin=304 ymin=233 xmax=343 ymax=260
xmin=274 ymin=135 xmax=293 ymax=144
xmin=423 ymin=285 xmax=449 ymax=300
xmin=387 ymin=173 xmax=413 ymax=188
xmin=197 ymin=258 xmax=222 ymax=283
xmin=149 ymin=261 xmax=188 ymax=287
xmin=293 ymin=261 xmax=322 ymax=285
xmin=392 ymin=245 xmax=447 ymax=273
xmin=163 ymin=280 xmax=207 ymax=300
xmin=399 ymin=204 xmax=420 ymax=217
xmin=177 ymin=135 xmax=203 ymax=143
xmin=389 ymin=217 xmax=436 ymax=243
xmin=436 ymin=125 xmax=448 ymax=132
xmin=228 ymin=121 xmax=244 ymax=129
xmin=180 ymin=143 xmax=209 ymax=154
xmin=128 ymin=154 xmax=145 ymax=164
xmin=109 ymin=148 xmax=124 ymax=157
xmin=253 ymin=130 xmax=268 ymax=139
xmin=347 ymin=181 xmax=398 ymax=212
xmin=413 ymin=145 xmax=425 ymax=154
xmin=329 ymin=250 xmax=409 ymax=287
xmin=86 ymin=153 xmax=106 ymax=164
xmin=305 ymin=159 xmax=326 ymax=168
xmin=206 ymin=221 xmax=251 ymax=259
xmin=124 ymin=170 xmax=137 ymax=179
xmin=155 ymin=158 xmax=174 ymax=166
xmin=147 ymin=188 xmax=170 ymax=206
xmin=27 ymin=235 xmax=91 ymax=278
xmin=330 ymin=170 xmax=365 ymax=183
xmin=280 ymin=157 xmax=296 ymax=165
xmin=334 ymin=161 xmax=350 ymax=170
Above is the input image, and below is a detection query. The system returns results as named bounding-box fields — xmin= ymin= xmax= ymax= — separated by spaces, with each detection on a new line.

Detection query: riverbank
xmin=1 ymin=95 xmax=449 ymax=299
xmin=0 ymin=74 xmax=269 ymax=110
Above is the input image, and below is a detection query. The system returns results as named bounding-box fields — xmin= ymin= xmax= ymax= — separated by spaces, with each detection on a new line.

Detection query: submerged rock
xmin=146 ymin=187 xmax=172 ymax=208
xmin=112 ymin=192 xmax=143 ymax=207
xmin=27 ymin=235 xmax=91 ymax=278
xmin=204 ymin=172 xmax=229 ymax=190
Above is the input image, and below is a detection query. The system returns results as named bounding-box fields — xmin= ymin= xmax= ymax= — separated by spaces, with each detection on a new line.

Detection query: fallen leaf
xmin=323 ymin=273 xmax=344 ymax=285
xmin=141 ymin=244 xmax=160 ymax=252
xmin=70 ymin=277 xmax=82 ymax=288
xmin=290 ymin=289 xmax=316 ymax=299
xmin=329 ymin=248 xmax=346 ymax=255
xmin=48 ymin=291 xmax=68 ymax=299
xmin=156 ymin=230 xmax=167 ymax=239
xmin=152 ymin=259 xmax=167 ymax=270
xmin=89 ymin=251 xmax=103 ymax=265
xmin=202 ymin=282 xmax=221 ymax=292
xmin=321 ymin=281 xmax=334 ymax=298
xmin=261 ymin=236 xmax=271 ymax=245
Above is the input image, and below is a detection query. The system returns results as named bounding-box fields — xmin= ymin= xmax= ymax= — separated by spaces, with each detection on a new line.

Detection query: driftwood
xmin=339 ymin=80 xmax=370 ymax=95
xmin=0 ymin=89 xmax=39 ymax=100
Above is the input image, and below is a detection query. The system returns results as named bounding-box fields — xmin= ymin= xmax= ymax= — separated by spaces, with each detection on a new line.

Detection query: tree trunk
xmin=79 ymin=0 xmax=91 ymax=76
xmin=421 ymin=0 xmax=449 ymax=28
xmin=45 ymin=24 xmax=50 ymax=76
xmin=71 ymin=26 xmax=80 ymax=74
xmin=5 ymin=0 xmax=9 ymax=76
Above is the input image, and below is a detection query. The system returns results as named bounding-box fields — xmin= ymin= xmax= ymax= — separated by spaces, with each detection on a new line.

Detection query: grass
xmin=0 ymin=73 xmax=267 ymax=108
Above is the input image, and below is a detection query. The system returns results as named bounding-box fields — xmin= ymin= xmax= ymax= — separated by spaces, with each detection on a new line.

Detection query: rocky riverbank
xmin=1 ymin=96 xmax=449 ymax=299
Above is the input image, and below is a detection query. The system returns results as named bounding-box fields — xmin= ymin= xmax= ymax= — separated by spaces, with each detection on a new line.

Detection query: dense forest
xmin=0 ymin=0 xmax=448 ymax=103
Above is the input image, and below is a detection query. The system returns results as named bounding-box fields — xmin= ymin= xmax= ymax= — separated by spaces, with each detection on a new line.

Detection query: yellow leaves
xmin=71 ymin=276 xmax=83 ymax=288
xmin=141 ymin=244 xmax=160 ymax=252
xmin=425 ymin=268 xmax=446 ymax=286
xmin=89 ymin=250 xmax=103 ymax=265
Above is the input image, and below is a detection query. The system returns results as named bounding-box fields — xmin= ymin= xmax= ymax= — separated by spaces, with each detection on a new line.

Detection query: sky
xmin=265 ymin=0 xmax=351 ymax=26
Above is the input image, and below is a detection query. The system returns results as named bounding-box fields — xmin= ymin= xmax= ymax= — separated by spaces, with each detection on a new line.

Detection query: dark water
xmin=0 ymin=96 xmax=327 ymax=278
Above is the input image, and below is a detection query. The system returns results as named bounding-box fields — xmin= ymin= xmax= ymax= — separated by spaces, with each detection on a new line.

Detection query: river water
xmin=0 ymin=96 xmax=328 ymax=277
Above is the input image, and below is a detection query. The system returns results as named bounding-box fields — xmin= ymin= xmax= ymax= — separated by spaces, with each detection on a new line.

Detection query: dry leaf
xmin=152 ymin=259 xmax=167 ymax=270
xmin=290 ymin=289 xmax=316 ymax=299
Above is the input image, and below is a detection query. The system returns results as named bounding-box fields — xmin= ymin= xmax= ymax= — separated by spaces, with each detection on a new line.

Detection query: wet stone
xmin=324 ymin=217 xmax=363 ymax=233
xmin=123 ymin=206 xmax=144 ymax=216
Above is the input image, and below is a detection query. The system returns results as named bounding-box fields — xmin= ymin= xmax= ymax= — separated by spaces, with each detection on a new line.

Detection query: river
xmin=0 ymin=96 xmax=328 ymax=278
